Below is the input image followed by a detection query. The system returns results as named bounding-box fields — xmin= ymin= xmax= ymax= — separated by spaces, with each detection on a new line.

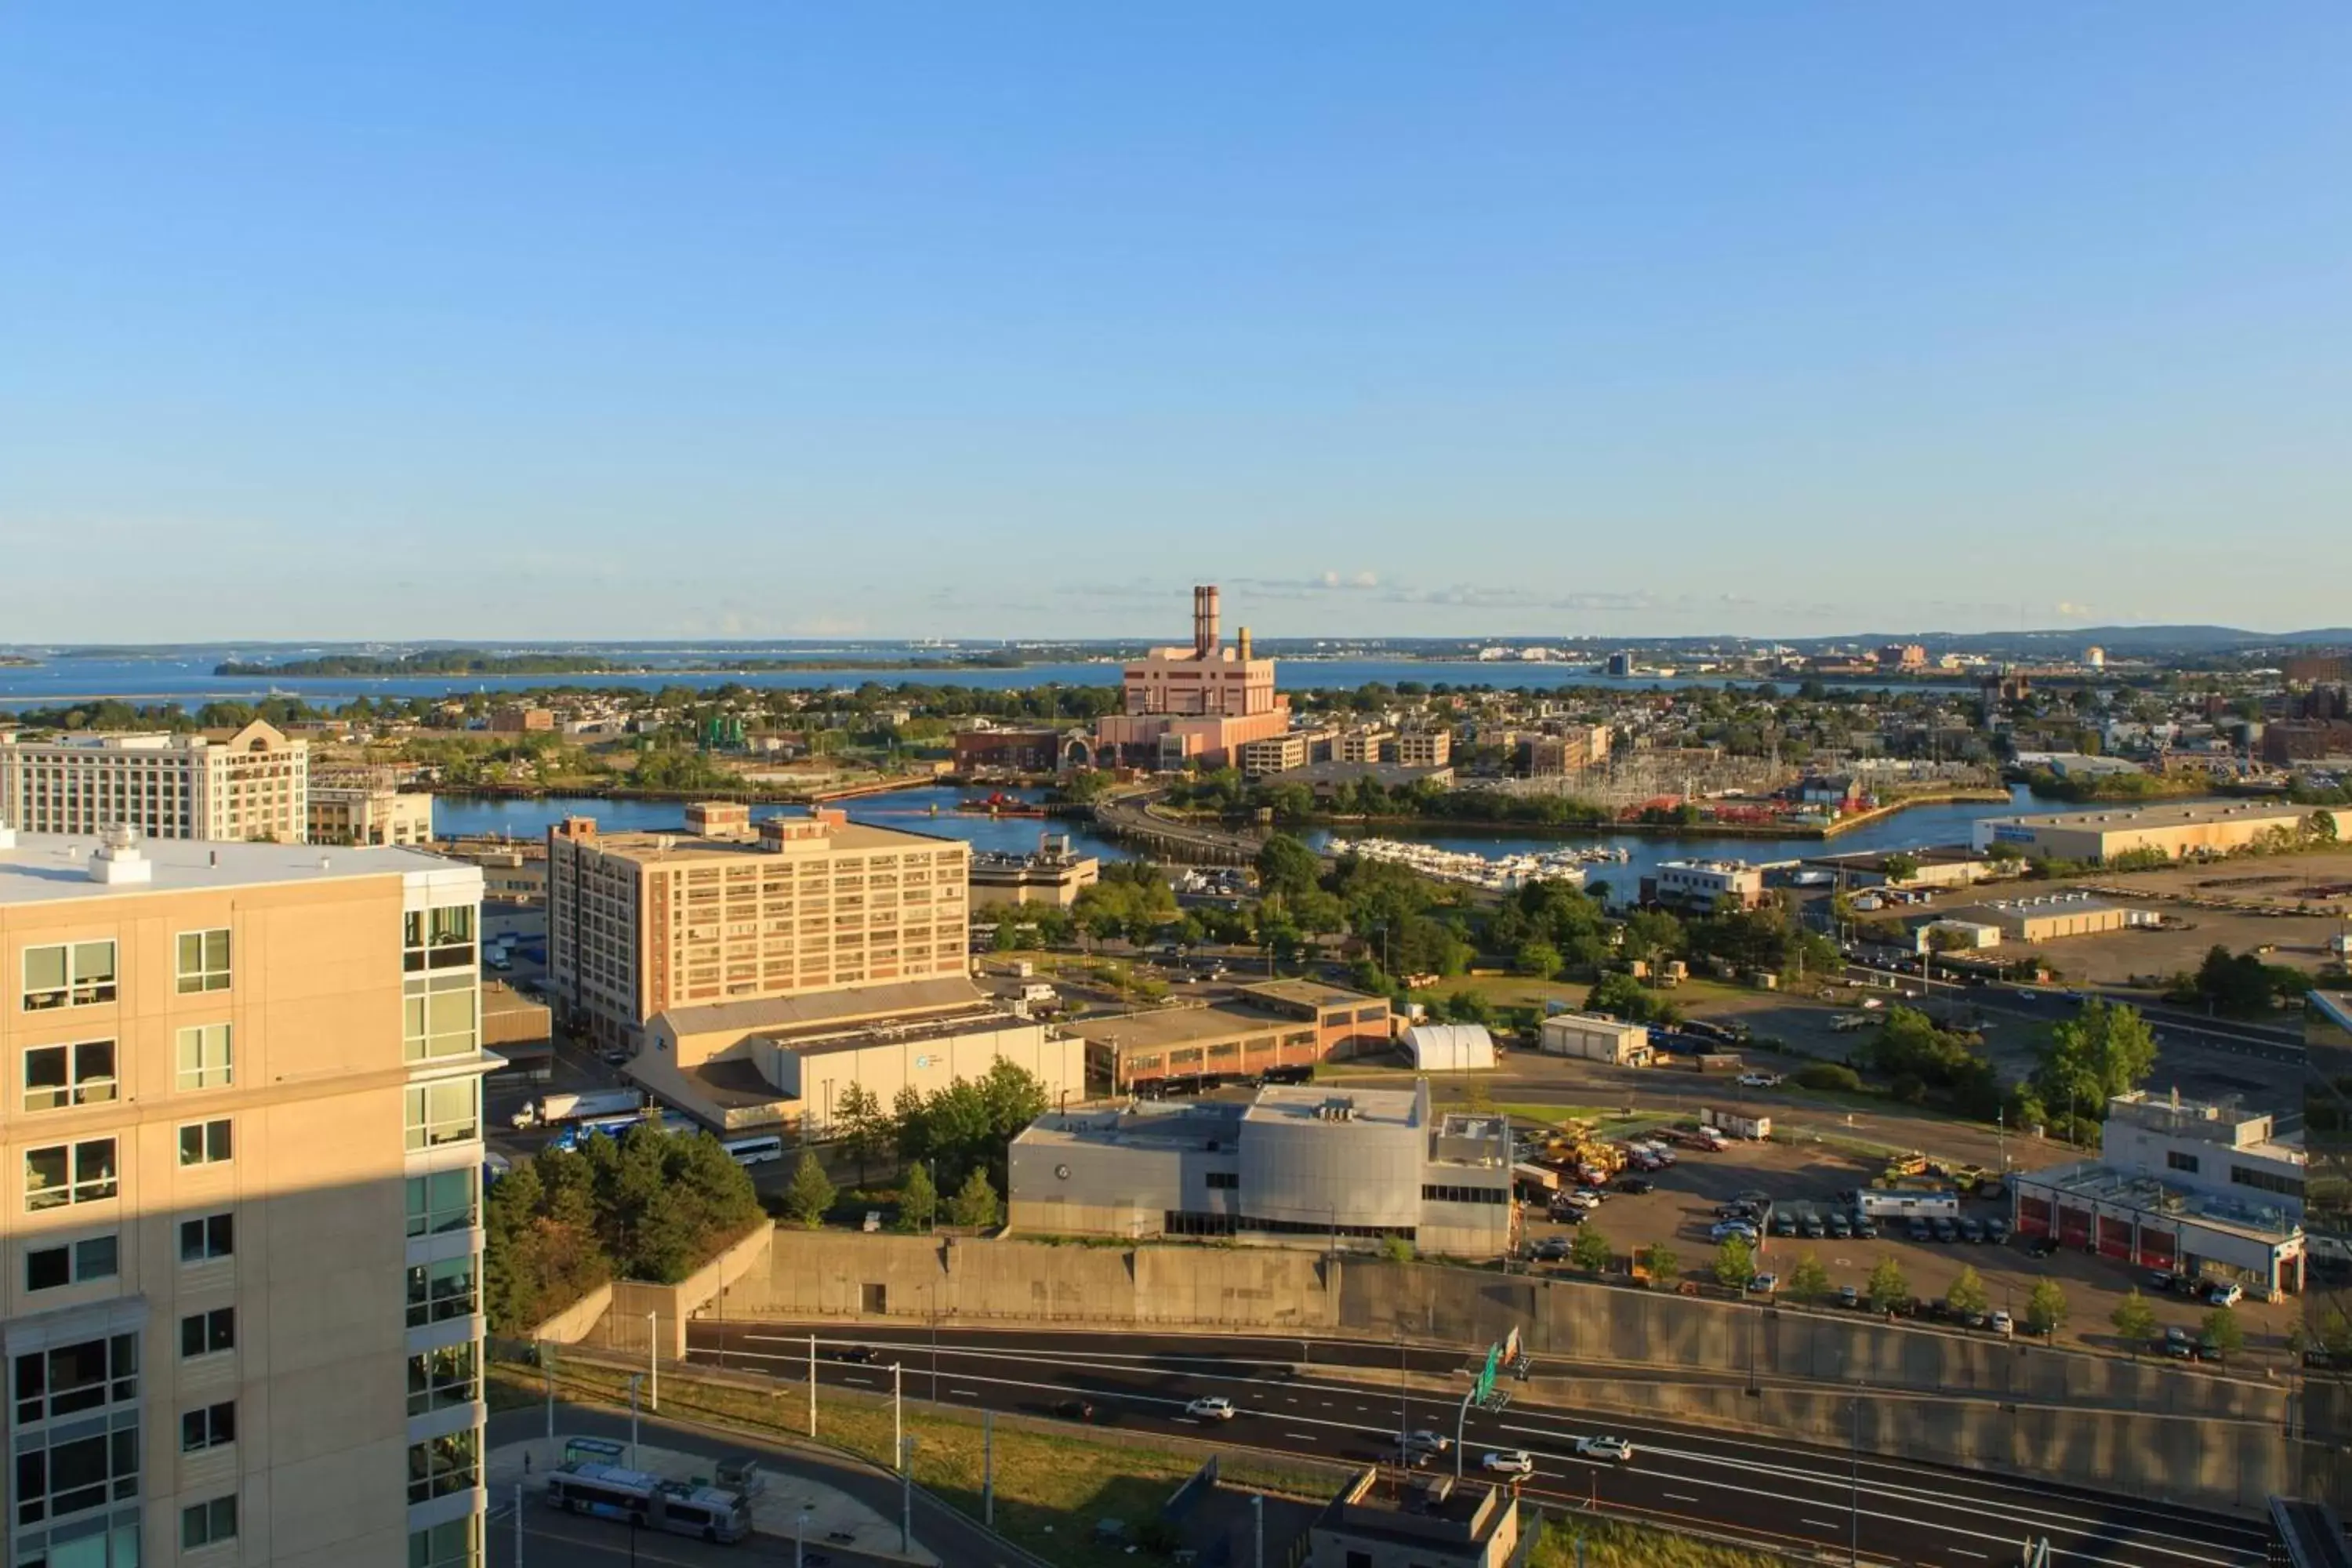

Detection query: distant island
xmin=0 ymin=655 xmax=38 ymax=668
xmin=215 ymin=648 xmax=1036 ymax=678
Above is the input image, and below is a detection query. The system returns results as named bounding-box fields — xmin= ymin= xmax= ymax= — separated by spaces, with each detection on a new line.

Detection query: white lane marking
xmin=1285 ymin=1432 xmax=1317 ymax=1442
xmin=952 ymin=1388 xmax=979 ymax=1398
xmin=841 ymin=1376 xmax=874 ymax=1387
xmin=1951 ymin=1553 xmax=1987 ymax=1561
xmin=1664 ymin=1492 xmax=1700 ymax=1502
xmin=1804 ymin=1519 xmax=1844 ymax=1530
xmin=1172 ymin=1417 xmax=1199 ymax=1425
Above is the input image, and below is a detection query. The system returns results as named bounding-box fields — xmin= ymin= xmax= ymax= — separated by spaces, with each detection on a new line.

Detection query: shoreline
xmin=1200 ymin=789 xmax=2016 ymax=845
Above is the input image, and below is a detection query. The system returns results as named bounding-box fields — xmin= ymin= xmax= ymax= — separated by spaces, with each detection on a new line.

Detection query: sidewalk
xmin=489 ymin=1432 xmax=938 ymax=1565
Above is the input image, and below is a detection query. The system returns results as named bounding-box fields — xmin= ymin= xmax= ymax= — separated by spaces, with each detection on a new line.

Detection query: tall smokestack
xmin=1237 ymin=626 xmax=1252 ymax=661
xmin=1192 ymin=585 xmax=1221 ymax=659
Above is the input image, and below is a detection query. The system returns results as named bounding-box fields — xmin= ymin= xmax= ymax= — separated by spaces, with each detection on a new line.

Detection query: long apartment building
xmin=0 ymin=724 xmax=310 ymax=844
xmin=0 ymin=822 xmax=489 ymax=1568
xmin=546 ymin=803 xmax=971 ymax=1051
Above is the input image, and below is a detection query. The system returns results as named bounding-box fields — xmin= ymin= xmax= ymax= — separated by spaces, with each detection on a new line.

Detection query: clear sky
xmin=3 ymin=5 xmax=2347 ymax=644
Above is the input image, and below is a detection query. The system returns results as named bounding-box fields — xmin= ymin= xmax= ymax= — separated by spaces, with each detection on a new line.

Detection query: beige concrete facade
xmin=1 ymin=722 xmax=309 ymax=844
xmin=546 ymin=808 xmax=970 ymax=1051
xmin=0 ymin=827 xmax=488 ymax=1568
xmin=1071 ymin=586 xmax=1293 ymax=771
xmin=307 ymin=783 xmax=434 ymax=848
xmin=967 ymin=836 xmax=1098 ymax=909
xmin=1970 ymin=800 xmax=2317 ymax=862
xmin=1392 ymin=729 xmax=1452 ymax=768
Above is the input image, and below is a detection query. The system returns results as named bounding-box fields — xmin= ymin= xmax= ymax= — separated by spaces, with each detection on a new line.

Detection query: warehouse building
xmin=1007 ymin=1080 xmax=1514 ymax=1257
xmin=1537 ymin=1010 xmax=1653 ymax=1066
xmin=1403 ymin=1022 xmax=1494 ymax=1071
xmin=2011 ymin=1091 xmax=2307 ymax=1298
xmin=1068 ymin=981 xmax=1392 ymax=1094
xmin=1919 ymin=891 xmax=2154 ymax=945
xmin=1969 ymin=800 xmax=2316 ymax=863
xmin=1642 ymin=858 xmax=1766 ymax=913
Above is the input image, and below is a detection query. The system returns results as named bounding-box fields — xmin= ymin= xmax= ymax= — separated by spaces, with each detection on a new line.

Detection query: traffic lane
xmin=688 ymin=1326 xmax=2271 ymax=1568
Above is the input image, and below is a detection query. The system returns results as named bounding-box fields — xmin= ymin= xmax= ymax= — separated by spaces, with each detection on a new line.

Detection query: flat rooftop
xmin=1243 ymin=1083 xmax=1422 ymax=1131
xmin=566 ymin=818 xmax=965 ymax=862
xmin=1065 ymin=993 xmax=1375 ymax=1054
xmin=1239 ymin=978 xmax=1382 ymax=1011
xmin=1987 ymin=800 xmax=2309 ymax=830
xmin=2017 ymin=1159 xmax=2302 ymax=1243
xmin=0 ymin=830 xmax=464 ymax=906
xmin=661 ymin=976 xmax=985 ymax=1040
xmin=1014 ymin=1099 xmax=1246 ymax=1155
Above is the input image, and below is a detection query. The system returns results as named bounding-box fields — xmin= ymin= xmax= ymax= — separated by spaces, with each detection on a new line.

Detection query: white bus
xmin=722 ymin=1134 xmax=786 ymax=1168
xmin=544 ymin=1462 xmax=751 ymax=1544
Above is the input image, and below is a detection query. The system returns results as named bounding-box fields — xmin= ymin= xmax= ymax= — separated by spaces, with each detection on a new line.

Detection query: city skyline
xmin=5 ymin=4 xmax=2349 ymax=640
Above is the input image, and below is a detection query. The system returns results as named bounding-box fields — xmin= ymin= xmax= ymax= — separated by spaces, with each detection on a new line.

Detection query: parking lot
xmin=1511 ymin=1116 xmax=2303 ymax=1367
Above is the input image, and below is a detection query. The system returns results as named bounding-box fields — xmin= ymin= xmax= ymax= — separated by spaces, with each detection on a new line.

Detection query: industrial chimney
xmin=1236 ymin=626 xmax=1252 ymax=661
xmin=1192 ymin=584 xmax=1221 ymax=659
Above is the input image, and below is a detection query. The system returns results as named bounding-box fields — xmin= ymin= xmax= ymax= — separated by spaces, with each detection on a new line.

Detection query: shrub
xmin=1796 ymin=1062 xmax=1864 ymax=1093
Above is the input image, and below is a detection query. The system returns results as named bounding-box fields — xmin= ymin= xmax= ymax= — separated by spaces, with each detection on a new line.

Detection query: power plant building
xmin=1066 ymin=586 xmax=1294 ymax=771
xmin=1007 ymin=1080 xmax=1515 ymax=1258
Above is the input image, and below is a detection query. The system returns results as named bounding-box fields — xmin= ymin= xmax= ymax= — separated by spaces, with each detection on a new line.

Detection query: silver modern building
xmin=1007 ymin=1080 xmax=1514 ymax=1258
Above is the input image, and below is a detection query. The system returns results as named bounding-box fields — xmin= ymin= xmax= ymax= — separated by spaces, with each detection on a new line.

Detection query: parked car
xmin=1988 ymin=1311 xmax=2014 ymax=1337
xmin=2161 ymin=1327 xmax=2194 ymax=1359
xmin=2303 ymin=1347 xmax=2336 ymax=1370
xmin=1908 ymin=1219 xmax=1934 ymax=1243
xmin=1710 ymin=1221 xmax=1759 ymax=1243
xmin=1958 ymin=1218 xmax=1985 ymax=1243
xmin=2147 ymin=1269 xmax=2182 ymax=1294
xmin=1616 ymin=1177 xmax=1655 ymax=1195
xmin=1185 ymin=1397 xmax=1238 ymax=1421
xmin=1827 ymin=1214 xmax=1853 ymax=1240
xmin=1931 ymin=1217 xmax=1958 ymax=1243
xmin=2027 ymin=1236 xmax=2060 ymax=1259
xmin=1771 ymin=1210 xmax=1798 ymax=1237
xmin=1801 ymin=1214 xmax=1827 ymax=1240
xmin=1572 ymin=1186 xmax=1609 ymax=1206
xmin=1853 ymin=1215 xmax=1878 ymax=1240
xmin=1572 ymin=1436 xmax=1636 ymax=1462
xmin=1747 ymin=1272 xmax=1779 ymax=1295
xmin=1983 ymin=1218 xmax=2009 ymax=1243
xmin=2208 ymin=1282 xmax=2244 ymax=1308
xmin=1837 ymin=1284 xmax=1862 ymax=1309
xmin=1533 ymin=1237 xmax=1572 ymax=1262
xmin=1481 ymin=1450 xmax=1535 ymax=1476
xmin=862 ymin=1210 xmax=884 ymax=1233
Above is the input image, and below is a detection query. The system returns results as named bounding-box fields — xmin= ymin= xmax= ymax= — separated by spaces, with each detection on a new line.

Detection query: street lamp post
xmin=646 ymin=1312 xmax=659 ymax=1412
xmin=625 ymin=1374 xmax=643 ymax=1470
xmin=892 ymin=1363 xmax=903 ymax=1468
xmin=796 ymin=1507 xmax=812 ymax=1568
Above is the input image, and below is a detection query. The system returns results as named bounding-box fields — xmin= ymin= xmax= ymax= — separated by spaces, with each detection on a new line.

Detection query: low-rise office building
xmin=1923 ymin=891 xmax=2152 ymax=945
xmin=1308 ymin=1468 xmax=1521 ymax=1568
xmin=1969 ymin=800 xmax=2317 ymax=863
xmin=952 ymin=728 xmax=1062 ymax=775
xmin=308 ymin=778 xmax=435 ymax=848
xmin=1238 ymin=731 xmax=1330 ymax=779
xmin=2011 ymin=1091 xmax=2306 ymax=1298
xmin=1392 ymin=729 xmax=1453 ymax=768
xmin=637 ymin=975 xmax=1083 ymax=1134
xmin=1642 ymin=859 xmax=1765 ymax=913
xmin=1008 ymin=1080 xmax=1514 ymax=1258
xmin=1334 ymin=728 xmax=1393 ymax=765
xmin=1537 ymin=1011 xmax=1653 ymax=1066
xmin=1068 ymin=982 xmax=1391 ymax=1094
xmin=967 ymin=834 xmax=1099 ymax=909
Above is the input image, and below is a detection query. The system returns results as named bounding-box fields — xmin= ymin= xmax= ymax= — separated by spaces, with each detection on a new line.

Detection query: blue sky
xmin=3 ymin=5 xmax=2347 ymax=643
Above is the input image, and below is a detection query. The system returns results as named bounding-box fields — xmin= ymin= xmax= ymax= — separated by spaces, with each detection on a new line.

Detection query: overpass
xmin=2271 ymin=1497 xmax=2351 ymax=1568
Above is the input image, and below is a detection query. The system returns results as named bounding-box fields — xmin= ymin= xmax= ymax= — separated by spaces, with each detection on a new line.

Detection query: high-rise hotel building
xmin=0 ymin=725 xmax=310 ymax=845
xmin=0 ymin=822 xmax=488 ymax=1568
xmin=546 ymin=803 xmax=971 ymax=1052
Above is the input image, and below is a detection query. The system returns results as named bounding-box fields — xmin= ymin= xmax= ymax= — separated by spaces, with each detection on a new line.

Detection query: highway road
xmin=686 ymin=1320 xmax=2278 ymax=1568
xmin=1842 ymin=964 xmax=2307 ymax=1062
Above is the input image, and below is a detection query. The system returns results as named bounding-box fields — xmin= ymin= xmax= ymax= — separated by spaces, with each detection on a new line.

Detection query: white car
xmin=1481 ymin=1450 xmax=1535 ymax=1476
xmin=2207 ymin=1282 xmax=2244 ymax=1308
xmin=1860 ymin=997 xmax=1886 ymax=1010
xmin=1988 ymin=1310 xmax=2014 ymax=1337
xmin=1185 ymin=1396 xmax=1237 ymax=1421
xmin=1572 ymin=1435 xmax=1635 ymax=1462
xmin=1735 ymin=1073 xmax=1781 ymax=1088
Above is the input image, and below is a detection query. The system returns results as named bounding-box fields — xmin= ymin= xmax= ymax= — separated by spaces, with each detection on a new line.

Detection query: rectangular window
xmin=403 ymin=974 xmax=480 ymax=1062
xmin=406 ymin=1254 xmax=478 ymax=1327
xmin=2230 ymin=1164 xmax=2305 ymax=1199
xmin=405 ymin=906 xmax=476 ymax=971
xmin=407 ymin=1429 xmax=479 ymax=1504
xmin=180 ymin=1118 xmax=234 ymax=1167
xmin=1205 ymin=1171 xmax=1239 ymax=1189
xmin=25 ymin=1138 xmax=118 ymax=1210
xmin=181 ymin=1400 xmax=237 ymax=1453
xmin=13 ymin=1424 xmax=140 ymax=1528
xmin=25 ymin=1234 xmax=118 ymax=1292
xmin=180 ymin=1308 xmax=235 ymax=1359
xmin=176 ymin=1023 xmax=234 ymax=1091
xmin=176 ymin=928 xmax=233 ymax=993
xmin=23 ymin=1039 xmax=118 ymax=1111
xmin=13 ymin=1334 xmax=139 ymax=1426
xmin=406 ymin=1342 xmax=478 ymax=1416
xmin=405 ymin=1168 xmax=477 ymax=1238
xmin=180 ymin=1212 xmax=234 ymax=1264
xmin=408 ymin=1516 xmax=481 ymax=1568
xmin=182 ymin=1495 xmax=238 ymax=1550
xmin=2166 ymin=1150 xmax=2200 ymax=1174
xmin=21 ymin=941 xmax=117 ymax=1011
xmin=405 ymin=1079 xmax=480 ymax=1152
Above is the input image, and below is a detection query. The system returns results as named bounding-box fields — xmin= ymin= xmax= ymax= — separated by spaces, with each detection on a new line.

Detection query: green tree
xmin=2310 ymin=808 xmax=2338 ymax=843
xmin=1866 ymin=1256 xmax=1909 ymax=1313
xmin=2025 ymin=1279 xmax=2068 ymax=1337
xmin=837 ymin=1082 xmax=888 ymax=1183
xmin=1641 ymin=1243 xmax=1680 ymax=1290
xmin=1569 ymin=1229 xmax=1613 ymax=1273
xmin=784 ymin=1149 xmax=837 ymax=1229
xmin=1944 ymin=1265 xmax=1990 ymax=1318
xmin=1788 ymin=1252 xmax=1831 ymax=1303
xmin=1254 ymin=833 xmax=1323 ymax=902
xmin=1878 ymin=853 xmax=1921 ymax=884
xmin=1621 ymin=909 xmax=1686 ymax=968
xmin=1379 ymin=1234 xmax=1417 ymax=1265
xmin=896 ymin=1160 xmax=938 ymax=1232
xmin=2200 ymin=1306 xmax=2245 ymax=1356
xmin=2038 ymin=998 xmax=2161 ymax=1108
xmin=2110 ymin=1289 xmax=2157 ymax=1349
xmin=1513 ymin=940 xmax=1565 ymax=979
xmin=1713 ymin=1235 xmax=1755 ymax=1290
xmin=947 ymin=1167 xmax=1001 ymax=1230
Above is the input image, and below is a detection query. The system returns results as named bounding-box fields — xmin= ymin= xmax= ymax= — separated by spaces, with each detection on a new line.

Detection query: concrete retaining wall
xmin=528 ymin=1281 xmax=614 ymax=1345
xmin=577 ymin=1221 xmax=779 ymax=1357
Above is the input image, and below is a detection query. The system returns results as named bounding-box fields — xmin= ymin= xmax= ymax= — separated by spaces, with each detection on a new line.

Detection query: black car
xmin=1534 ymin=1237 xmax=1572 ymax=1261
xmin=1907 ymin=1219 xmax=1933 ymax=1243
xmin=832 ymin=1344 xmax=879 ymax=1363
xmin=1930 ymin=1217 xmax=1958 ymax=1243
xmin=2027 ymin=1236 xmax=2060 ymax=1259
xmin=1957 ymin=1218 xmax=1985 ymax=1243
xmin=1054 ymin=1399 xmax=1098 ymax=1422
xmin=1616 ymin=1177 xmax=1655 ymax=1195
xmin=1983 ymin=1218 xmax=2009 ymax=1243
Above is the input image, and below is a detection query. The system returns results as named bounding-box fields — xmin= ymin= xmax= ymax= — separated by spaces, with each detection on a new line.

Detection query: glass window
xmin=180 ymin=1212 xmax=234 ymax=1264
xmin=21 ymin=941 xmax=117 ymax=1011
xmin=405 ymin=1254 xmax=477 ymax=1327
xmin=25 ymin=1235 xmax=118 ymax=1293
xmin=176 ymin=1024 xmax=234 ymax=1091
xmin=405 ymin=1079 xmax=479 ymax=1151
xmin=176 ymin=929 xmax=232 ymax=993
xmin=405 ymin=906 xmax=476 ymax=971
xmin=408 ymin=1516 xmax=481 ymax=1568
xmin=23 ymin=1040 xmax=117 ymax=1111
xmin=181 ymin=1400 xmax=236 ymax=1453
xmin=405 ymin=1169 xmax=477 ymax=1237
xmin=182 ymin=1494 xmax=238 ymax=1550
xmin=13 ymin=1425 xmax=140 ymax=1528
xmin=180 ymin=1118 xmax=234 ymax=1167
xmin=406 ymin=1429 xmax=479 ymax=1504
xmin=179 ymin=1308 xmax=235 ymax=1359
xmin=406 ymin=1342 xmax=477 ymax=1416
xmin=403 ymin=974 xmax=479 ymax=1062
xmin=25 ymin=1138 xmax=118 ymax=1210
xmin=13 ymin=1334 xmax=138 ymax=1426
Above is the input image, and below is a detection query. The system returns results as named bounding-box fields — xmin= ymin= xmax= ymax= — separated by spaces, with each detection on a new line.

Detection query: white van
xmin=722 ymin=1135 xmax=786 ymax=1168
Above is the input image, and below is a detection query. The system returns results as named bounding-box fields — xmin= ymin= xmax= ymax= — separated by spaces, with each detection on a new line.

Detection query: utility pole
xmin=626 ymin=1374 xmax=642 ymax=1470
xmin=900 ymin=1437 xmax=914 ymax=1555
xmin=892 ymin=1363 xmax=903 ymax=1469
xmin=647 ymin=1312 xmax=659 ymax=1412
xmin=514 ymin=1482 xmax=524 ymax=1568
xmin=796 ymin=1508 xmax=811 ymax=1568
xmin=808 ymin=1333 xmax=818 ymax=1436
xmin=1252 ymin=1494 xmax=1264 ymax=1568
xmin=982 ymin=1411 xmax=995 ymax=1526
xmin=543 ymin=1352 xmax=554 ymax=1443
xmin=1849 ymin=1387 xmax=1860 ymax=1567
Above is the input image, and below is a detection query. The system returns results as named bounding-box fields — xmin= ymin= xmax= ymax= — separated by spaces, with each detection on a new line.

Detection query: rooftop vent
xmin=90 ymin=825 xmax=153 ymax=886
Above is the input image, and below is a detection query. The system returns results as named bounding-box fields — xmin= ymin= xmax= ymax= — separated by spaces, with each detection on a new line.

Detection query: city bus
xmin=543 ymin=1462 xmax=752 ymax=1544
xmin=721 ymin=1134 xmax=786 ymax=1168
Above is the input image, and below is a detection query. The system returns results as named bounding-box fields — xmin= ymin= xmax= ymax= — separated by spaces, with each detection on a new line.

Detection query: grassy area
xmin=496 ymin=1357 xmax=1334 ymax=1568
xmin=1530 ymin=1516 xmax=1805 ymax=1567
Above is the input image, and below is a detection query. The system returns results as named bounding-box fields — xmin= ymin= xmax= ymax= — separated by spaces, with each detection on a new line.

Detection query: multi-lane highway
xmin=686 ymin=1321 xmax=2278 ymax=1568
